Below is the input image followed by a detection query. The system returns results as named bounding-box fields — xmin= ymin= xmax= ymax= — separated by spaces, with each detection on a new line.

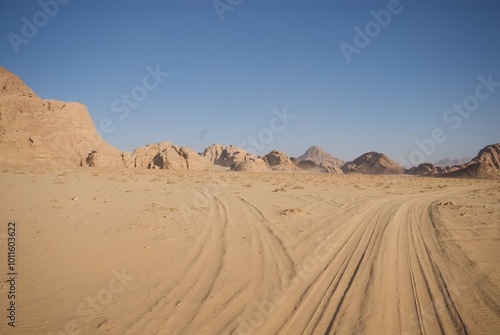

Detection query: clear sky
xmin=1 ymin=0 xmax=499 ymax=166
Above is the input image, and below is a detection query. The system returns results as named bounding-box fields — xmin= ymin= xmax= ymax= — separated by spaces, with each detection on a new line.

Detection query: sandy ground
xmin=0 ymin=165 xmax=499 ymax=335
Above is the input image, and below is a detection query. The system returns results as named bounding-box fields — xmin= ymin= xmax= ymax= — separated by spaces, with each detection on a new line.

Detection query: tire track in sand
xmin=123 ymin=191 xmax=228 ymax=335
xmin=181 ymin=193 xmax=287 ymax=335
xmin=318 ymin=188 xmax=496 ymax=334
xmin=210 ymin=195 xmax=296 ymax=334
xmin=124 ymin=186 xmax=500 ymax=335
xmin=251 ymin=188 xmax=499 ymax=334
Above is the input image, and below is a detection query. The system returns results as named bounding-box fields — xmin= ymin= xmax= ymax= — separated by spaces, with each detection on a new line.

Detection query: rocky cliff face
xmin=341 ymin=152 xmax=405 ymax=175
xmin=0 ymin=67 xmax=124 ymax=167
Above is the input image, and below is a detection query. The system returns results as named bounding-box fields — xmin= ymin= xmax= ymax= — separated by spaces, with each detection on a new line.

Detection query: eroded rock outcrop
xmin=0 ymin=67 xmax=124 ymax=167
xmin=341 ymin=152 xmax=405 ymax=175
xmin=203 ymin=144 xmax=253 ymax=167
xmin=125 ymin=142 xmax=211 ymax=170
xmin=230 ymin=158 xmax=269 ymax=172
xmin=262 ymin=150 xmax=298 ymax=171
xmin=298 ymin=146 xmax=344 ymax=174
xmin=407 ymin=162 xmax=435 ymax=176
xmin=440 ymin=143 xmax=500 ymax=178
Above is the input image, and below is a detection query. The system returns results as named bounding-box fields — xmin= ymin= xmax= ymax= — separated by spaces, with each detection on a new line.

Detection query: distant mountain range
xmin=434 ymin=157 xmax=472 ymax=167
xmin=1 ymin=66 xmax=498 ymax=178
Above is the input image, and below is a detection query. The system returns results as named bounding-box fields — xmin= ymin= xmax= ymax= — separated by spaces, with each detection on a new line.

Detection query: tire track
xmin=256 ymin=188 xmax=484 ymax=334
xmin=238 ymin=196 xmax=295 ymax=275
xmin=123 ymin=191 xmax=228 ymax=335
xmin=213 ymin=196 xmax=296 ymax=334
xmin=123 ymin=186 xmax=499 ymax=335
xmin=275 ymin=196 xmax=399 ymax=334
xmin=172 ymin=192 xmax=298 ymax=335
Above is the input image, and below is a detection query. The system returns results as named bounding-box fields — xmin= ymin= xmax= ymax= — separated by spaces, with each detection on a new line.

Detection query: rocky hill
xmin=298 ymin=146 xmax=344 ymax=172
xmin=0 ymin=67 xmax=124 ymax=167
xmin=262 ymin=150 xmax=298 ymax=171
xmin=202 ymin=144 xmax=253 ymax=168
xmin=290 ymin=158 xmax=330 ymax=173
xmin=341 ymin=152 xmax=405 ymax=175
xmin=440 ymin=143 xmax=500 ymax=179
xmin=230 ymin=158 xmax=269 ymax=172
xmin=406 ymin=144 xmax=500 ymax=179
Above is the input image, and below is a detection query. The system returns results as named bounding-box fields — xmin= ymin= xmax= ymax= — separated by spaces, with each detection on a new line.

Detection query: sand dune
xmin=0 ymin=165 xmax=499 ymax=334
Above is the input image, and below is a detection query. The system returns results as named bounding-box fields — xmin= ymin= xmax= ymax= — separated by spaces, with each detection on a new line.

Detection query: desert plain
xmin=0 ymin=164 xmax=499 ymax=335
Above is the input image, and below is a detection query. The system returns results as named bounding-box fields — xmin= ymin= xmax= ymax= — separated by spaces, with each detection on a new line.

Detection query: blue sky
xmin=1 ymin=0 xmax=499 ymax=165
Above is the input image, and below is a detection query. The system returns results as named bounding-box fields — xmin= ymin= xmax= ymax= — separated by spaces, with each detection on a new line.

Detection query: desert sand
xmin=0 ymin=164 xmax=499 ymax=335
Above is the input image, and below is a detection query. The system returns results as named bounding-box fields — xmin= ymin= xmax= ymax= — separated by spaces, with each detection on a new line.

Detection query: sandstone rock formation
xmin=0 ymin=67 xmax=123 ymax=167
xmin=298 ymin=146 xmax=344 ymax=174
xmin=291 ymin=159 xmax=328 ymax=173
xmin=203 ymin=144 xmax=253 ymax=167
xmin=407 ymin=162 xmax=435 ymax=176
xmin=441 ymin=143 xmax=500 ymax=178
xmin=341 ymin=152 xmax=405 ymax=175
xmin=125 ymin=142 xmax=211 ymax=170
xmin=404 ymin=144 xmax=500 ymax=179
xmin=262 ymin=150 xmax=298 ymax=171
xmin=230 ymin=158 xmax=269 ymax=172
